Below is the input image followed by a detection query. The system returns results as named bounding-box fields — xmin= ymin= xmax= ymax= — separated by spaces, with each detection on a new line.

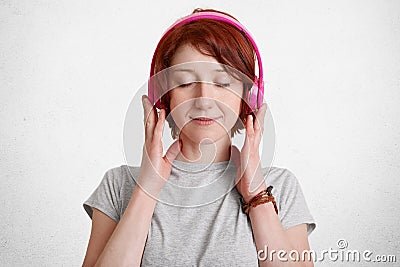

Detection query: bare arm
xmin=82 ymin=186 xmax=158 ymax=267
xmin=82 ymin=208 xmax=117 ymax=267
xmin=92 ymin=186 xmax=158 ymax=267
xmin=249 ymin=203 xmax=313 ymax=267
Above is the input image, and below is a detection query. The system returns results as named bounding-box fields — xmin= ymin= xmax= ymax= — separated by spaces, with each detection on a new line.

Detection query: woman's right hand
xmin=137 ymin=95 xmax=181 ymax=197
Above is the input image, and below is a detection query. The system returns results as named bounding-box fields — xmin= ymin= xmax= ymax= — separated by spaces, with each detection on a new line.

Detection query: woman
xmin=82 ymin=8 xmax=316 ymax=267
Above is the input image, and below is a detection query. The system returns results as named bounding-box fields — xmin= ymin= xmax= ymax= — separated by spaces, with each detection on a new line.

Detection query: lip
xmin=190 ymin=116 xmax=222 ymax=126
xmin=190 ymin=116 xmax=222 ymax=121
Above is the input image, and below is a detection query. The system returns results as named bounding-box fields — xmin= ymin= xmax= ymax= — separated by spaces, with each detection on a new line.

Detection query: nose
xmin=194 ymin=82 xmax=215 ymax=110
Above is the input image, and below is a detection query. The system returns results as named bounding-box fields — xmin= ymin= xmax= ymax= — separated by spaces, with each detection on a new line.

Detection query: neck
xmin=175 ymin=133 xmax=231 ymax=163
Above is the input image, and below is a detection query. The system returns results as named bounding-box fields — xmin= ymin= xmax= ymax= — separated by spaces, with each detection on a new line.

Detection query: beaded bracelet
xmin=241 ymin=185 xmax=278 ymax=215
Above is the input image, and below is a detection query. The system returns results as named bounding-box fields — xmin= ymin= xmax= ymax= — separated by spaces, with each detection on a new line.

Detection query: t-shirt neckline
xmin=171 ymin=159 xmax=235 ymax=173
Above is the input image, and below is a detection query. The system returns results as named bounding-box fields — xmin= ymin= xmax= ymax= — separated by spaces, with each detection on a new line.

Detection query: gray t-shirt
xmin=83 ymin=160 xmax=316 ymax=266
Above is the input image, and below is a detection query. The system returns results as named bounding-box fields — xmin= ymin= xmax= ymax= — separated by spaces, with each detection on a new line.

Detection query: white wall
xmin=1 ymin=0 xmax=399 ymax=266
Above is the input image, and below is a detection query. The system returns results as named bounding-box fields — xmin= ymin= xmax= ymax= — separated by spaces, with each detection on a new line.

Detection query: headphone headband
xmin=149 ymin=11 xmax=264 ymax=109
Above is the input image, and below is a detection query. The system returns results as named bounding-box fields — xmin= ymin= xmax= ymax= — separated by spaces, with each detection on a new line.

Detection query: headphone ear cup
xmin=246 ymin=76 xmax=260 ymax=112
xmin=243 ymin=83 xmax=257 ymax=116
xmin=149 ymin=72 xmax=169 ymax=110
xmin=257 ymin=79 xmax=264 ymax=109
xmin=249 ymin=83 xmax=259 ymax=111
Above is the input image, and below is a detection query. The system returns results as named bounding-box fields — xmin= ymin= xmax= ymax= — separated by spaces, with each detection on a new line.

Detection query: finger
xmin=254 ymin=103 xmax=267 ymax=132
xmin=164 ymin=139 xmax=181 ymax=165
xmin=246 ymin=114 xmax=255 ymax=139
xmin=242 ymin=115 xmax=253 ymax=169
xmin=153 ymin=108 xmax=165 ymax=142
xmin=254 ymin=103 xmax=267 ymax=144
xmin=242 ymin=134 xmax=251 ymax=172
xmin=142 ymin=95 xmax=157 ymax=141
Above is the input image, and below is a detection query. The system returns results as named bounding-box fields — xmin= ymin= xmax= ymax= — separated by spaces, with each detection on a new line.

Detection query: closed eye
xmin=215 ymin=83 xmax=230 ymax=88
xmin=177 ymin=82 xmax=230 ymax=88
xmin=178 ymin=82 xmax=195 ymax=88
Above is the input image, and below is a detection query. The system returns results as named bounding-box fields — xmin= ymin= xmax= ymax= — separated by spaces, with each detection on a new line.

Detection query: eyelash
xmin=178 ymin=82 xmax=230 ymax=88
xmin=216 ymin=83 xmax=230 ymax=88
xmin=179 ymin=82 xmax=194 ymax=88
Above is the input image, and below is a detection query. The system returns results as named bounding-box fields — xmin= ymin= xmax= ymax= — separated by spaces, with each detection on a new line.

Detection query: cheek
xmin=218 ymin=98 xmax=242 ymax=128
xmin=223 ymin=87 xmax=243 ymax=115
xmin=168 ymin=94 xmax=191 ymax=129
xmin=168 ymin=90 xmax=190 ymax=111
xmin=223 ymin=94 xmax=242 ymax=115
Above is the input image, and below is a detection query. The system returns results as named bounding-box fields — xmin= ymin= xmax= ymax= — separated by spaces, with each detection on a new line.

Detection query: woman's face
xmin=167 ymin=44 xmax=243 ymax=143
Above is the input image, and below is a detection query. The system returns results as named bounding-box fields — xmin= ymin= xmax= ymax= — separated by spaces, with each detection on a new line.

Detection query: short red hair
xmin=153 ymin=8 xmax=256 ymax=138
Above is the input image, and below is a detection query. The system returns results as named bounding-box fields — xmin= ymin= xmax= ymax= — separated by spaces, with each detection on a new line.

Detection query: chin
xmin=181 ymin=128 xmax=230 ymax=144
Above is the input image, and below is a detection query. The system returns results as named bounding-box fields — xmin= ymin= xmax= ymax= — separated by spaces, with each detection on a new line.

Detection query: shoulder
xmin=262 ymin=166 xmax=300 ymax=192
xmin=105 ymin=165 xmax=139 ymax=181
xmin=262 ymin=166 xmax=316 ymax=234
xmin=262 ymin=166 xmax=305 ymax=210
xmin=101 ymin=165 xmax=140 ymax=188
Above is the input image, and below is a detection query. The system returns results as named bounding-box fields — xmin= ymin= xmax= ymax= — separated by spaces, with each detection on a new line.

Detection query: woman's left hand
xmin=231 ymin=103 xmax=268 ymax=203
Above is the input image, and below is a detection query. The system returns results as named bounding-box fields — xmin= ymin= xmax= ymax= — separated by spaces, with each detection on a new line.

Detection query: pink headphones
xmin=148 ymin=11 xmax=264 ymax=112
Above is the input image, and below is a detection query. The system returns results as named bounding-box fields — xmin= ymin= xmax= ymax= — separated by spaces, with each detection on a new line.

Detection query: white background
xmin=1 ymin=0 xmax=399 ymax=266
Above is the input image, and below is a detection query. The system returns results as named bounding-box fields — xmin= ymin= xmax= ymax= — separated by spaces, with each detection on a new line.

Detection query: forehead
xmin=168 ymin=62 xmax=228 ymax=77
xmin=170 ymin=44 xmax=219 ymax=66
